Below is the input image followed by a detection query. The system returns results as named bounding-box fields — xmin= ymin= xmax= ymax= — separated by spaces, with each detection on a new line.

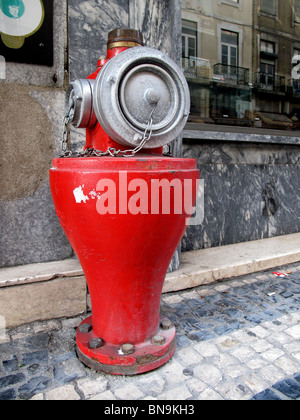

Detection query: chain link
xmin=60 ymin=97 xmax=75 ymax=157
xmin=60 ymin=103 xmax=157 ymax=158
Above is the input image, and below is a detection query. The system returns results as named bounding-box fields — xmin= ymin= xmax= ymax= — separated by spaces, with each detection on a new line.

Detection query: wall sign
xmin=0 ymin=0 xmax=53 ymax=66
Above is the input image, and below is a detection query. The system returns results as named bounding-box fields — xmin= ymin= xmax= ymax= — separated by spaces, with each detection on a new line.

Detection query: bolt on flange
xmin=152 ymin=335 xmax=166 ymax=345
xmin=160 ymin=319 xmax=174 ymax=330
xmin=78 ymin=323 xmax=92 ymax=333
xmin=90 ymin=338 xmax=103 ymax=349
xmin=121 ymin=343 xmax=135 ymax=355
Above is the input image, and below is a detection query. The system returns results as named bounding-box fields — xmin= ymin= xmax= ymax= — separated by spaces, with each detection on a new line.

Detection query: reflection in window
xmin=261 ymin=40 xmax=275 ymax=54
xmin=295 ymin=0 xmax=300 ymax=23
xmin=182 ymin=0 xmax=300 ymax=131
xmin=261 ymin=0 xmax=277 ymax=16
xmin=221 ymin=30 xmax=239 ymax=81
xmin=260 ymin=63 xmax=275 ymax=89
xmin=259 ymin=41 xmax=276 ymax=89
xmin=182 ymin=20 xmax=197 ymax=59
xmin=182 ymin=19 xmax=199 ymax=80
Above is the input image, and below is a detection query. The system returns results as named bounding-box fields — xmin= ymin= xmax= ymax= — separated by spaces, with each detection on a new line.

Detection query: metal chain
xmin=60 ymin=98 xmax=75 ymax=158
xmin=60 ymin=103 xmax=157 ymax=158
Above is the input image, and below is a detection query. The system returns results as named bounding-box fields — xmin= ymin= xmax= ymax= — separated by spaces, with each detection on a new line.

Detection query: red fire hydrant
xmin=50 ymin=29 xmax=199 ymax=375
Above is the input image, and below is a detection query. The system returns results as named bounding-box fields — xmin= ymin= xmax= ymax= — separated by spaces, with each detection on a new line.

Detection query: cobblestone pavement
xmin=1 ymin=262 xmax=300 ymax=401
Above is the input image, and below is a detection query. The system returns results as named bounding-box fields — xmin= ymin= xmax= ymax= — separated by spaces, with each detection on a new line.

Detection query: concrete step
xmin=164 ymin=232 xmax=300 ymax=293
xmin=1 ymin=233 xmax=299 ymax=328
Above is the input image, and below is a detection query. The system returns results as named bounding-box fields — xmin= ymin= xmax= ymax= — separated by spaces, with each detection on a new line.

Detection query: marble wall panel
xmin=130 ymin=0 xmax=182 ymax=63
xmin=68 ymin=0 xmax=183 ymax=156
xmin=0 ymin=0 xmax=72 ymax=268
xmin=67 ymin=0 xmax=131 ymax=152
xmin=130 ymin=0 xmax=182 ymax=157
xmin=0 ymin=87 xmax=73 ymax=268
xmin=68 ymin=0 xmax=182 ymax=79
xmin=0 ymin=0 xmax=184 ymax=269
xmin=182 ymin=140 xmax=300 ymax=252
xmin=67 ymin=0 xmax=183 ymax=271
xmin=68 ymin=0 xmax=130 ymax=81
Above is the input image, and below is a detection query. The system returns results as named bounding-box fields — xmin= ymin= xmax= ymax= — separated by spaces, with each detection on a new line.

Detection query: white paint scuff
xmin=89 ymin=189 xmax=101 ymax=200
xmin=73 ymin=186 xmax=101 ymax=204
xmin=73 ymin=185 xmax=89 ymax=204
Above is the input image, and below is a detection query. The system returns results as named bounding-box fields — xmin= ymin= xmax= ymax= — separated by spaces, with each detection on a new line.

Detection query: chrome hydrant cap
xmin=93 ymin=47 xmax=190 ymax=149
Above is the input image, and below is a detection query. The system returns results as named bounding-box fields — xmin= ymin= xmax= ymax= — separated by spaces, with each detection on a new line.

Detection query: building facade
xmin=182 ymin=0 xmax=300 ymax=252
xmin=182 ymin=0 xmax=300 ymax=129
xmin=182 ymin=0 xmax=253 ymax=125
xmin=253 ymin=0 xmax=300 ymax=128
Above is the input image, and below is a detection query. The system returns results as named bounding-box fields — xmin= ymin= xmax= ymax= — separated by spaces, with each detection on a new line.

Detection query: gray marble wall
xmin=0 ymin=0 xmax=73 ymax=268
xmin=182 ymin=138 xmax=300 ymax=252
xmin=0 ymin=0 xmax=183 ymax=269
xmin=67 ymin=0 xmax=183 ymax=272
xmin=68 ymin=0 xmax=182 ymax=79
xmin=68 ymin=0 xmax=183 ymax=157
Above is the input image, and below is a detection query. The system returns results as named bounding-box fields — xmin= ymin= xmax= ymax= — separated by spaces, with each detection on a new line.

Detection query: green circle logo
xmin=0 ymin=0 xmax=25 ymax=19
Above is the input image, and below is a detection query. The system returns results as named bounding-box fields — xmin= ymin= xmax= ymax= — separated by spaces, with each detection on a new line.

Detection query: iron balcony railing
xmin=253 ymin=73 xmax=286 ymax=92
xmin=213 ymin=63 xmax=250 ymax=85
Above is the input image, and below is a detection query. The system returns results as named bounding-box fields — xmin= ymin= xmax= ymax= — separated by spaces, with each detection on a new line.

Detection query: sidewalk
xmin=1 ymin=261 xmax=300 ymax=400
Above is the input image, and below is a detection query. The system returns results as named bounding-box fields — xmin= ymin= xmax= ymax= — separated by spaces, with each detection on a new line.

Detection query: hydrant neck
xmin=107 ymin=46 xmax=133 ymax=59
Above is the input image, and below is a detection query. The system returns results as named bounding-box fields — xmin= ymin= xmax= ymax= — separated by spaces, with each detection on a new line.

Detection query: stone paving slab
xmin=1 ymin=262 xmax=300 ymax=401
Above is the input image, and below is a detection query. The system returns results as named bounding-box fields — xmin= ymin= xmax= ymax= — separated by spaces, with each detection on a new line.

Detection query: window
xmin=182 ymin=20 xmax=197 ymax=59
xmin=220 ymin=29 xmax=239 ymax=82
xmin=182 ymin=1 xmax=300 ymax=130
xmin=261 ymin=40 xmax=275 ymax=54
xmin=295 ymin=0 xmax=300 ymax=23
xmin=221 ymin=30 xmax=239 ymax=68
xmin=182 ymin=20 xmax=199 ymax=76
xmin=260 ymin=0 xmax=277 ymax=16
xmin=260 ymin=62 xmax=275 ymax=89
xmin=259 ymin=40 xmax=276 ymax=89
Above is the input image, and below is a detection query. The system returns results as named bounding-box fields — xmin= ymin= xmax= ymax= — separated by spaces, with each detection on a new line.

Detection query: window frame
xmin=217 ymin=23 xmax=243 ymax=69
xmin=218 ymin=0 xmax=241 ymax=10
xmin=221 ymin=29 xmax=239 ymax=68
xmin=260 ymin=0 xmax=278 ymax=19
xmin=182 ymin=32 xmax=197 ymax=59
xmin=182 ymin=19 xmax=198 ymax=59
xmin=294 ymin=0 xmax=300 ymax=24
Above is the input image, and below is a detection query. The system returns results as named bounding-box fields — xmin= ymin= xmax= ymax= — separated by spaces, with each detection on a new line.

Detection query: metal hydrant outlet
xmin=49 ymin=28 xmax=199 ymax=375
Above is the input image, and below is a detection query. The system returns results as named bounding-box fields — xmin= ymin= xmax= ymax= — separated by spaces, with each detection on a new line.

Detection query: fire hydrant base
xmin=76 ymin=315 xmax=176 ymax=375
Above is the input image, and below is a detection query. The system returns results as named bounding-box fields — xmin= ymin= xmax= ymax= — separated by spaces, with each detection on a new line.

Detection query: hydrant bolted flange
xmin=76 ymin=315 xmax=176 ymax=375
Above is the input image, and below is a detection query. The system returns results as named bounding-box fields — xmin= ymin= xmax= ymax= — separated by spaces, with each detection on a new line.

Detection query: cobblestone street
xmin=1 ymin=262 xmax=300 ymax=401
